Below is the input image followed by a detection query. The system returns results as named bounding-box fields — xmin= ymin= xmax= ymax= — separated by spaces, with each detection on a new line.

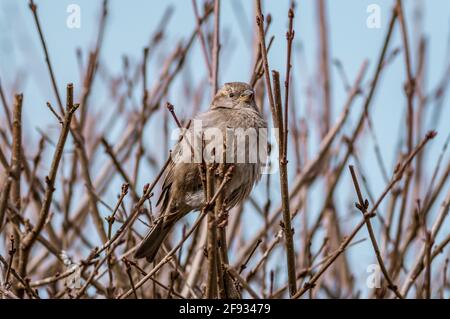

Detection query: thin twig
xmin=272 ymin=70 xmax=297 ymax=296
xmin=255 ymin=0 xmax=297 ymax=296
xmin=20 ymin=84 xmax=79 ymax=278
xmin=293 ymin=131 xmax=435 ymax=298
xmin=28 ymin=0 xmax=64 ymax=114
xmin=0 ymin=77 xmax=13 ymax=132
xmin=349 ymin=165 xmax=404 ymax=299
xmin=192 ymin=0 xmax=212 ymax=76
xmin=211 ymin=0 xmax=220 ymax=97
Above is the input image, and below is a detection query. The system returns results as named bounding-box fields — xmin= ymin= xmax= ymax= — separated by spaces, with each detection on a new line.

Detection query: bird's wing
xmin=156 ymin=108 xmax=225 ymax=214
xmin=156 ymin=157 xmax=175 ymax=213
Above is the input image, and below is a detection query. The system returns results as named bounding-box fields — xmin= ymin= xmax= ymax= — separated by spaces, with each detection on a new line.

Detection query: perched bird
xmin=134 ymin=82 xmax=267 ymax=262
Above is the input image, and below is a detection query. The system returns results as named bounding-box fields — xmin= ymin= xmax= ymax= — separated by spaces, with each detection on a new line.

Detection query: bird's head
xmin=211 ymin=82 xmax=257 ymax=110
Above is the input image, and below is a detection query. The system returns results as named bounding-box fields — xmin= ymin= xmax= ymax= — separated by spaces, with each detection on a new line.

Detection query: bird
xmin=134 ymin=82 xmax=267 ymax=262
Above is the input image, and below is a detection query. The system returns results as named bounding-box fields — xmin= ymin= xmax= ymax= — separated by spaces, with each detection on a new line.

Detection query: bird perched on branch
xmin=134 ymin=82 xmax=268 ymax=262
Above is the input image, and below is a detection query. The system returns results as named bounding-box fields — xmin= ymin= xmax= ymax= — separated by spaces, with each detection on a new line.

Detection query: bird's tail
xmin=134 ymin=219 xmax=173 ymax=262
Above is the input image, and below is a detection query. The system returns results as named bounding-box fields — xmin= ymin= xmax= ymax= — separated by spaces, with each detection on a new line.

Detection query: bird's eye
xmin=228 ymin=93 xmax=235 ymax=98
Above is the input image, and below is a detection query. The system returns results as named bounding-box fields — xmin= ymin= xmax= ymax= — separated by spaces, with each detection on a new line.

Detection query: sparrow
xmin=134 ymin=82 xmax=267 ymax=262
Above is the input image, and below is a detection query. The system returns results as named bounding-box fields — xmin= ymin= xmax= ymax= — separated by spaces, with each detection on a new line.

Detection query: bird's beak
xmin=239 ymin=89 xmax=254 ymax=102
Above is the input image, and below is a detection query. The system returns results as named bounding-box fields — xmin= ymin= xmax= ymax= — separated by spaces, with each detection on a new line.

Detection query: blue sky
xmin=2 ymin=0 xmax=449 ymax=175
xmin=1 ymin=0 xmax=449 ymax=297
